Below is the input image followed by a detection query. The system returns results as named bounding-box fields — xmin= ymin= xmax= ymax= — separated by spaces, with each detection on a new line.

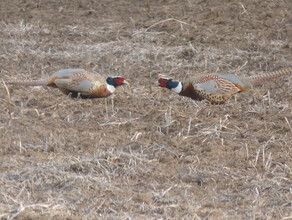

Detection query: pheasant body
xmin=158 ymin=68 xmax=292 ymax=104
xmin=6 ymin=69 xmax=127 ymax=98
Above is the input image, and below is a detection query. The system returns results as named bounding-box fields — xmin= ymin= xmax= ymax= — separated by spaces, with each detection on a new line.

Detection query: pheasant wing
xmin=53 ymin=78 xmax=93 ymax=93
xmin=194 ymin=74 xmax=242 ymax=95
xmin=54 ymin=70 xmax=107 ymax=95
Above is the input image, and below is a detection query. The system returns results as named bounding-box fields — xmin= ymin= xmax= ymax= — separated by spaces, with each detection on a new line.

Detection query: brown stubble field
xmin=0 ymin=0 xmax=292 ymax=219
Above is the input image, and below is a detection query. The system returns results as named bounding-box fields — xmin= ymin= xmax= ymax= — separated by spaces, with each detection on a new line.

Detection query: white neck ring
xmin=106 ymin=84 xmax=116 ymax=94
xmin=171 ymin=82 xmax=182 ymax=94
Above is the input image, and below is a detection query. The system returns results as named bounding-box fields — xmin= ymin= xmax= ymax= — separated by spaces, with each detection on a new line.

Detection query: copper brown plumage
xmin=158 ymin=68 xmax=292 ymax=104
xmin=6 ymin=69 xmax=127 ymax=98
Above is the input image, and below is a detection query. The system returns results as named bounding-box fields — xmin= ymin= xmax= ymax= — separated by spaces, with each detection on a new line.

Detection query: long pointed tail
xmin=5 ymin=79 xmax=49 ymax=87
xmin=250 ymin=68 xmax=292 ymax=86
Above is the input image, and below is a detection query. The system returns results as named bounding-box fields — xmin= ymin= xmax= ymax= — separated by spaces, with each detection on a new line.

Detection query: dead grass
xmin=0 ymin=0 xmax=292 ymax=219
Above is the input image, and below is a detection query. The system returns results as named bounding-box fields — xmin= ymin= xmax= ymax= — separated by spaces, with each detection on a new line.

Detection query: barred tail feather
xmin=250 ymin=68 xmax=292 ymax=86
xmin=5 ymin=79 xmax=48 ymax=87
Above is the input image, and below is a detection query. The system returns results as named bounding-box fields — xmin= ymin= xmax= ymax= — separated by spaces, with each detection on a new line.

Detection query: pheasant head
xmin=106 ymin=76 xmax=128 ymax=93
xmin=158 ymin=78 xmax=182 ymax=94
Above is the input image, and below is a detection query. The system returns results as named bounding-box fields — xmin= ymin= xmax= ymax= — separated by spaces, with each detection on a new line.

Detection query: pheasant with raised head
xmin=158 ymin=68 xmax=292 ymax=104
xmin=6 ymin=69 xmax=127 ymax=98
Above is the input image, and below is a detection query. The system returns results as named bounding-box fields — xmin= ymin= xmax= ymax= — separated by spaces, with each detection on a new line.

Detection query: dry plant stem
xmin=2 ymin=80 xmax=12 ymax=120
xmin=284 ymin=117 xmax=292 ymax=133
xmin=144 ymin=18 xmax=190 ymax=33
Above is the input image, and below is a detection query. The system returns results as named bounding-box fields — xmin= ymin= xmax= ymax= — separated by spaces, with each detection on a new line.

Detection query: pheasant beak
xmin=122 ymin=80 xmax=129 ymax=85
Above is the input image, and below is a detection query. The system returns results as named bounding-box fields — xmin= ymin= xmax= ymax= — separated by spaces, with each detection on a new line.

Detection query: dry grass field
xmin=0 ymin=0 xmax=292 ymax=219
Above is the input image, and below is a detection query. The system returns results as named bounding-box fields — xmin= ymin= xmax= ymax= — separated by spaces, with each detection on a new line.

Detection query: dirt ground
xmin=0 ymin=0 xmax=292 ymax=219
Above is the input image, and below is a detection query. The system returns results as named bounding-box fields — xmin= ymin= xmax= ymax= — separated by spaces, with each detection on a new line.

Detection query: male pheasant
xmin=158 ymin=68 xmax=292 ymax=104
xmin=6 ymin=69 xmax=127 ymax=98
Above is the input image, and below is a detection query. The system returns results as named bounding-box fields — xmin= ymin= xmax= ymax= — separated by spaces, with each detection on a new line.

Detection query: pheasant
xmin=6 ymin=69 xmax=127 ymax=98
xmin=158 ymin=68 xmax=292 ymax=104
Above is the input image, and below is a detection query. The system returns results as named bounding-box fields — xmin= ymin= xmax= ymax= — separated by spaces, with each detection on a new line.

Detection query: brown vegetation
xmin=0 ymin=0 xmax=292 ymax=219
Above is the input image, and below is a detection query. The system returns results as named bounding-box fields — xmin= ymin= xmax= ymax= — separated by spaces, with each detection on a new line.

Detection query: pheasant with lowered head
xmin=158 ymin=68 xmax=292 ymax=104
xmin=6 ymin=69 xmax=128 ymax=98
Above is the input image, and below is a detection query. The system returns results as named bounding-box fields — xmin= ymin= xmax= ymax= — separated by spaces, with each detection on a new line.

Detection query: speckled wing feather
xmin=47 ymin=69 xmax=105 ymax=84
xmin=52 ymin=70 xmax=107 ymax=94
xmin=214 ymin=73 xmax=252 ymax=91
xmin=184 ymin=74 xmax=244 ymax=95
xmin=53 ymin=78 xmax=93 ymax=93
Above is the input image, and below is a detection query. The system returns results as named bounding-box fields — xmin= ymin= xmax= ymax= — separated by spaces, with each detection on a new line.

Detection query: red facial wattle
xmin=158 ymin=78 xmax=167 ymax=87
xmin=115 ymin=77 xmax=125 ymax=85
